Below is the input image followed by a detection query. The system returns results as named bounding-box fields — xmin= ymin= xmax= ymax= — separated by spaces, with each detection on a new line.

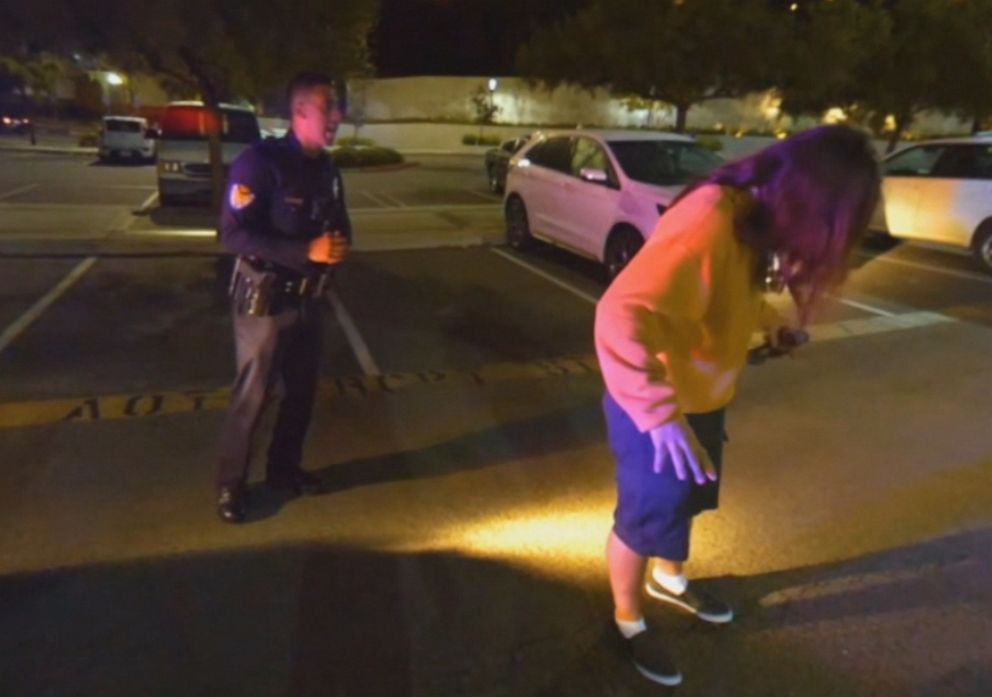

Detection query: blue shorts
xmin=603 ymin=391 xmax=725 ymax=561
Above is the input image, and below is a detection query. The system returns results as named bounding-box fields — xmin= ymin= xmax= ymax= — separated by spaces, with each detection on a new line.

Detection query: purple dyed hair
xmin=677 ymin=125 xmax=881 ymax=323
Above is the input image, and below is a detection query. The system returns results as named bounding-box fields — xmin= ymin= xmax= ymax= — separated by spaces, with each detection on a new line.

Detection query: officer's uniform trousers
xmin=215 ymin=296 xmax=322 ymax=489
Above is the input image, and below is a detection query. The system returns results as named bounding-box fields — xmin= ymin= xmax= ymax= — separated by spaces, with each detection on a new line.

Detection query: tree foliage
xmin=0 ymin=0 xmax=379 ymax=205
xmin=776 ymin=0 xmax=882 ymax=119
xmin=517 ymin=0 xmax=992 ymax=145
xmin=518 ymin=0 xmax=785 ymax=132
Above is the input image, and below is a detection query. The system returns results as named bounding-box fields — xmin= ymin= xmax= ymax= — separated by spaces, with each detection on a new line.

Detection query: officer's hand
xmin=308 ymin=233 xmax=349 ymax=264
xmin=648 ymin=419 xmax=717 ymax=485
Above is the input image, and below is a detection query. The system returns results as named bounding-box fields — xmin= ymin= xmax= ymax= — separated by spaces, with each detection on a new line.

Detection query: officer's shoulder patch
xmin=229 ymin=183 xmax=255 ymax=210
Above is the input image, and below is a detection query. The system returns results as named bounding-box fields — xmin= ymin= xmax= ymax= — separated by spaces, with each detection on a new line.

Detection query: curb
xmin=0 ymin=143 xmax=97 ymax=157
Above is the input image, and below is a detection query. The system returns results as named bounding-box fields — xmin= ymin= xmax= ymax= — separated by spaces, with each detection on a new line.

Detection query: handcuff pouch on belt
xmin=229 ymin=257 xmax=330 ymax=317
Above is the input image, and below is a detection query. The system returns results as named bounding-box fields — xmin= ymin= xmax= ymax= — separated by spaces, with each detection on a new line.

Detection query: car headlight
xmin=158 ymin=160 xmax=182 ymax=173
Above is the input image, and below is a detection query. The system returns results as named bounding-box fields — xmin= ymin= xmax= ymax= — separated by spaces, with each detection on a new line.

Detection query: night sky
xmin=373 ymin=0 xmax=586 ymax=77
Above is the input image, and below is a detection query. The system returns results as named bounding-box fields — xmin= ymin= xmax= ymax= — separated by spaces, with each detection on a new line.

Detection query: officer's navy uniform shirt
xmin=219 ymin=131 xmax=351 ymax=276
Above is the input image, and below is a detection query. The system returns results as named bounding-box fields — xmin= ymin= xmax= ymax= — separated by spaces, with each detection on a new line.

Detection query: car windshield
xmin=607 ymin=140 xmax=722 ymax=187
xmin=161 ymin=107 xmax=260 ymax=143
xmin=105 ymin=119 xmax=142 ymax=133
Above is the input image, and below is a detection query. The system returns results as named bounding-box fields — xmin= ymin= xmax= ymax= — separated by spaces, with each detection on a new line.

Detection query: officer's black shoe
xmin=266 ymin=469 xmax=325 ymax=496
xmin=217 ymin=486 xmax=247 ymax=523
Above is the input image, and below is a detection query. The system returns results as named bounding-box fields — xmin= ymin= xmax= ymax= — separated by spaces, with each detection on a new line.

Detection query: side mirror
xmin=145 ymin=128 xmax=160 ymax=139
xmin=580 ymin=167 xmax=609 ymax=184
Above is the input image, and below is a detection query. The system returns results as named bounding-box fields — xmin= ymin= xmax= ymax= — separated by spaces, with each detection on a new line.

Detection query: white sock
xmin=652 ymin=568 xmax=688 ymax=596
xmin=615 ymin=616 xmax=647 ymax=639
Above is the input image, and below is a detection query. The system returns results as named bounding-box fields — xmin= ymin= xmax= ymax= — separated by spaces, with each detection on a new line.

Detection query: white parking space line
xmin=858 ymin=251 xmax=992 ymax=285
xmin=0 ymin=183 xmax=39 ymax=201
xmin=491 ymin=248 xmax=600 ymax=305
xmin=327 ymin=287 xmax=381 ymax=376
xmin=377 ymin=191 xmax=406 ymax=208
xmin=0 ymin=256 xmax=98 ymax=356
xmin=492 ymin=249 xmax=957 ymax=348
xmin=359 ymin=189 xmax=395 ymax=208
xmin=353 ymin=190 xmax=386 ymax=208
xmin=136 ymin=191 xmax=159 ymax=213
xmin=826 ymin=294 xmax=897 ymax=318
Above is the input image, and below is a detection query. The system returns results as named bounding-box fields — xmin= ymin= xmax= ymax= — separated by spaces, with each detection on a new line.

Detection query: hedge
xmin=329 ymin=145 xmax=404 ymax=168
xmin=462 ymin=133 xmax=502 ymax=146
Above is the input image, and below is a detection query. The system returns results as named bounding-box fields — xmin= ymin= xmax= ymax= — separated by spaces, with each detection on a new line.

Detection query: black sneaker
xmin=217 ymin=485 xmax=247 ymax=523
xmin=626 ymin=628 xmax=682 ymax=687
xmin=645 ymin=577 xmax=734 ymax=624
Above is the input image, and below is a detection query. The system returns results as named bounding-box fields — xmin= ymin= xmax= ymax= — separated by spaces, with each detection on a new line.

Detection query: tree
xmin=0 ymin=53 xmax=65 ymax=144
xmin=518 ymin=0 xmax=785 ymax=132
xmin=930 ymin=0 xmax=992 ymax=134
xmin=858 ymin=0 xmax=965 ymax=152
xmin=1 ymin=0 xmax=379 ymax=208
xmin=776 ymin=0 xmax=882 ymax=121
xmin=470 ymin=84 xmax=500 ymax=140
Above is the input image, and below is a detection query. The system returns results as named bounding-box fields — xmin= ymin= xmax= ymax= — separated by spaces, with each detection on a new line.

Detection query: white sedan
xmin=872 ymin=135 xmax=992 ymax=272
xmin=503 ymin=129 xmax=723 ymax=278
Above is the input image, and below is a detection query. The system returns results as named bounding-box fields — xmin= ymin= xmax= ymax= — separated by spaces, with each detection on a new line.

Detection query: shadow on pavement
xmin=2 ymin=530 xmax=985 ymax=695
xmin=0 ymin=544 xmax=633 ymax=697
xmin=680 ymin=527 xmax=992 ymax=697
xmin=311 ymin=401 xmax=605 ymax=496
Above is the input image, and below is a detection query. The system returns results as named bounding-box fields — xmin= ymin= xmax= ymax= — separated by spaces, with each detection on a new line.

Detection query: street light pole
xmin=105 ymin=72 xmax=124 ymax=114
xmin=488 ymin=78 xmax=498 ymax=117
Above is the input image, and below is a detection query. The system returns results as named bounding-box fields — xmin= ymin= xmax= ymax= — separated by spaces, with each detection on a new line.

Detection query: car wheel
xmin=972 ymin=220 xmax=992 ymax=273
xmin=505 ymin=196 xmax=534 ymax=250
xmin=605 ymin=227 xmax=644 ymax=280
xmin=488 ymin=167 xmax=503 ymax=194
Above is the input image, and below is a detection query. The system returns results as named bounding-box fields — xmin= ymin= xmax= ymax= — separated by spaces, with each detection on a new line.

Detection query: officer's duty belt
xmin=242 ymin=256 xmax=326 ymax=297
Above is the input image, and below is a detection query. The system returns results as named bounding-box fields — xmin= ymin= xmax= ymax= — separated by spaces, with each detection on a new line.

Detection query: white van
xmin=156 ymin=101 xmax=260 ymax=204
xmin=99 ymin=115 xmax=156 ymax=162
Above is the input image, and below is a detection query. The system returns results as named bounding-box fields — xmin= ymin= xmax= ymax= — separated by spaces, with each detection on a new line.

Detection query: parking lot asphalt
xmin=1 ymin=148 xmax=990 ymax=696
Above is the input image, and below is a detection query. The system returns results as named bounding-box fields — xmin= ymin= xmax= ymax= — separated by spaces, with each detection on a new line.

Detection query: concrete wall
xmin=352 ymin=75 xmax=974 ymax=137
xmin=75 ymin=72 xmax=971 ymax=139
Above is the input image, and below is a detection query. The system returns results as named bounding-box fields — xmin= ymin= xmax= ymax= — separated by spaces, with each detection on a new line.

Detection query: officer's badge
xmin=229 ymin=184 xmax=255 ymax=210
xmin=332 ymin=177 xmax=340 ymax=201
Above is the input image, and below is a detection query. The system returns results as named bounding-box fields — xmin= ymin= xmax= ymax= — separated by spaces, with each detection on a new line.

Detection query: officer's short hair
xmin=287 ymin=72 xmax=346 ymax=115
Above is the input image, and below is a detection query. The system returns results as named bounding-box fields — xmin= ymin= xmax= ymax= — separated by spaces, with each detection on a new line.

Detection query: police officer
xmin=215 ymin=72 xmax=350 ymax=523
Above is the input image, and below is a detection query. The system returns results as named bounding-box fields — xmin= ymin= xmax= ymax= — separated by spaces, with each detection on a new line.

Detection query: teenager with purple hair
xmin=594 ymin=125 xmax=881 ymax=686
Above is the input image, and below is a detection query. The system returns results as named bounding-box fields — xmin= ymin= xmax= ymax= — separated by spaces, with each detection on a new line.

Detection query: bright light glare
xmin=106 ymin=72 xmax=124 ymax=86
xmin=824 ymin=107 xmax=847 ymax=124
xmin=403 ymin=501 xmax=612 ymax=575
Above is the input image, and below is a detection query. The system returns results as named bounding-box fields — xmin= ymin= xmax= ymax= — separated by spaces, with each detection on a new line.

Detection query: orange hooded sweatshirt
xmin=595 ymin=185 xmax=783 ymax=432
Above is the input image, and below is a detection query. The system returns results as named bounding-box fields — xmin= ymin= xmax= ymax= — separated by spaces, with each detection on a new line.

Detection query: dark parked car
xmin=484 ymin=134 xmax=530 ymax=193
xmin=0 ymin=109 xmax=31 ymax=134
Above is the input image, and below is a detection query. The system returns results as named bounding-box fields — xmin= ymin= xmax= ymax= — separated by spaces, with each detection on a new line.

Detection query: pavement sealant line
xmin=0 ymin=311 xmax=958 ymax=430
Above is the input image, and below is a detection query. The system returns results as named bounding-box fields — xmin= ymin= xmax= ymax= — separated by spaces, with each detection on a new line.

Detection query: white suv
xmin=156 ymin=101 xmax=260 ymax=205
xmin=99 ymin=115 xmax=156 ymax=162
xmin=503 ymin=129 xmax=723 ymax=277
xmin=872 ymin=135 xmax=992 ymax=272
